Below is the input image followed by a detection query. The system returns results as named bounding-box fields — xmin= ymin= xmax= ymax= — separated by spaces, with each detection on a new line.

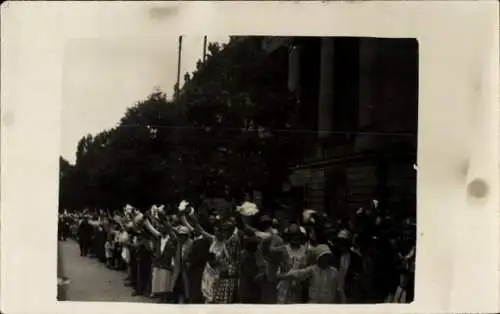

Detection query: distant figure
xmin=58 ymin=217 xmax=70 ymax=241
xmin=78 ymin=218 xmax=93 ymax=256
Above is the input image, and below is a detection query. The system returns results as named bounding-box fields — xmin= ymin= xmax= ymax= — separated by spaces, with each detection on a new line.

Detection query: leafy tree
xmin=59 ymin=37 xmax=311 ymax=214
xmin=176 ymin=37 xmax=310 ymax=209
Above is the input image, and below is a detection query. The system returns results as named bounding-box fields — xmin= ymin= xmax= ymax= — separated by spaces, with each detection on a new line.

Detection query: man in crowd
xmin=77 ymin=217 xmax=93 ymax=257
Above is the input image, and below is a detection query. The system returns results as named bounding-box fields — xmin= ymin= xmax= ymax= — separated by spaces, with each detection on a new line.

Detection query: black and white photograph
xmin=57 ymin=35 xmax=418 ymax=304
xmin=2 ymin=2 xmax=499 ymax=314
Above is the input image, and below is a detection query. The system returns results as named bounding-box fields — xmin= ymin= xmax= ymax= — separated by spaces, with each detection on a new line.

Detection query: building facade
xmin=262 ymin=36 xmax=418 ymax=219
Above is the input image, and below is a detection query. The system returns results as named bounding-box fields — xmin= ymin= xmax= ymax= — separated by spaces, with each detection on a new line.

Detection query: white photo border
xmin=1 ymin=1 xmax=499 ymax=314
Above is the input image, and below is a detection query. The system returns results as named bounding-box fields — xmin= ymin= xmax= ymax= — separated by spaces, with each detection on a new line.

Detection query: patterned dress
xmin=276 ymin=244 xmax=310 ymax=304
xmin=210 ymin=232 xmax=242 ymax=303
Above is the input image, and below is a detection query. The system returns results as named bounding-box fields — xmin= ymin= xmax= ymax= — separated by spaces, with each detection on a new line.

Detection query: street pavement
xmin=58 ymin=239 xmax=152 ymax=303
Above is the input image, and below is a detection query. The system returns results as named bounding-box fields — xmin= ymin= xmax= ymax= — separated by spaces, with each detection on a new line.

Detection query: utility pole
xmin=175 ymin=35 xmax=183 ymax=100
xmin=203 ymin=35 xmax=207 ymax=63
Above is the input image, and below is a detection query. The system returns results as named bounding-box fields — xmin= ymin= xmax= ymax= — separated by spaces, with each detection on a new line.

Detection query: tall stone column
xmin=288 ymin=44 xmax=301 ymax=93
xmin=318 ymin=37 xmax=335 ymax=139
xmin=358 ymin=38 xmax=376 ymax=128
xmin=356 ymin=37 xmax=378 ymax=152
xmin=312 ymin=37 xmax=335 ymax=213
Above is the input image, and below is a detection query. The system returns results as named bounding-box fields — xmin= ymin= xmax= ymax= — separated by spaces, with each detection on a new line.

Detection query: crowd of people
xmin=58 ymin=198 xmax=415 ymax=304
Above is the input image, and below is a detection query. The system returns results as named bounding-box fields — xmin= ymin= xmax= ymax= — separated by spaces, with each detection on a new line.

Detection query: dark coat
xmin=78 ymin=221 xmax=93 ymax=244
xmin=185 ymin=236 xmax=211 ymax=303
xmin=153 ymin=234 xmax=179 ymax=271
xmin=332 ymin=248 xmax=363 ymax=302
xmin=186 ymin=236 xmax=211 ymax=270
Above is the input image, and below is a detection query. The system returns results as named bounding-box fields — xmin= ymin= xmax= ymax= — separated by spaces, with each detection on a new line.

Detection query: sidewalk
xmin=58 ymin=240 xmax=152 ymax=303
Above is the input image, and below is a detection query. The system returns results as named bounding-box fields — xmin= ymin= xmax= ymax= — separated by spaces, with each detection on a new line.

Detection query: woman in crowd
xmin=240 ymin=214 xmax=280 ymax=303
xmin=143 ymin=210 xmax=182 ymax=303
xmin=265 ymin=223 xmax=313 ymax=304
xmin=105 ymin=232 xmax=115 ymax=269
xmin=186 ymin=209 xmax=242 ymax=304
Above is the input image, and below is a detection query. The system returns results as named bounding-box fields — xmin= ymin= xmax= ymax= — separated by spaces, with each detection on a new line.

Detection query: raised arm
xmin=405 ymin=245 xmax=416 ymax=260
xmin=260 ymin=234 xmax=286 ymax=263
xmin=239 ymin=216 xmax=267 ymax=239
xmin=180 ymin=212 xmax=196 ymax=232
xmin=268 ymin=234 xmax=287 ymax=254
xmin=143 ymin=217 xmax=161 ymax=238
xmin=276 ymin=265 xmax=314 ymax=281
xmin=157 ymin=209 xmax=174 ymax=230
xmin=190 ymin=213 xmax=214 ymax=240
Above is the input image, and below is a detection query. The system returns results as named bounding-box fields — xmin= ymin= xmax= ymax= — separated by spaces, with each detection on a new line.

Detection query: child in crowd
xmin=105 ymin=233 xmax=115 ymax=268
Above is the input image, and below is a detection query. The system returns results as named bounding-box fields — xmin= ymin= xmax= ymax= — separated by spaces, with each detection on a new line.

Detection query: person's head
xmin=208 ymin=212 xmax=217 ymax=225
xmin=337 ymin=229 xmax=352 ymax=252
xmin=177 ymin=226 xmax=191 ymax=243
xmin=286 ymin=224 xmax=304 ymax=248
xmin=221 ymin=221 xmax=235 ymax=239
xmin=259 ymin=215 xmax=273 ymax=231
xmin=315 ymin=244 xmax=332 ymax=269
xmin=272 ymin=217 xmax=280 ymax=229
xmin=170 ymin=214 xmax=180 ymax=226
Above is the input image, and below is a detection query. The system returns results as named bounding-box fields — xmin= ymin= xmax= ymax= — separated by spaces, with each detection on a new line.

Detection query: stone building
xmin=262 ymin=36 xmax=418 ymax=219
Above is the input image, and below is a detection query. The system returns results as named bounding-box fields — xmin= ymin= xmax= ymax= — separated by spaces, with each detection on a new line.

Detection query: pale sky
xmin=62 ymin=35 xmax=229 ymax=164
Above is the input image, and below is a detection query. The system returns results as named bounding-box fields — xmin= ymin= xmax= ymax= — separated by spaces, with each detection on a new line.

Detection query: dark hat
xmin=285 ymin=223 xmax=302 ymax=235
xmin=260 ymin=215 xmax=272 ymax=223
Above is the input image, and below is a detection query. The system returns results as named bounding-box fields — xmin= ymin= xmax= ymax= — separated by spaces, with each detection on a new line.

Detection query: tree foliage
xmin=59 ymin=37 xmax=311 ymax=213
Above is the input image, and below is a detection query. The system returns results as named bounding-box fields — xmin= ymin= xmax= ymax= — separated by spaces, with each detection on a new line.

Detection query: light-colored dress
xmin=276 ymin=244 xmax=310 ymax=304
xmin=118 ymin=231 xmax=130 ymax=263
xmin=151 ymin=235 xmax=176 ymax=294
xmin=104 ymin=241 xmax=114 ymax=259
xmin=282 ymin=265 xmax=340 ymax=303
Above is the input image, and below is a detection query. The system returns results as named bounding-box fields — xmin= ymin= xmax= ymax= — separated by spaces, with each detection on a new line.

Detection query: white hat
xmin=236 ymin=201 xmax=259 ymax=216
xmin=176 ymin=226 xmax=190 ymax=235
xmin=178 ymin=200 xmax=190 ymax=212
xmin=302 ymin=209 xmax=317 ymax=223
